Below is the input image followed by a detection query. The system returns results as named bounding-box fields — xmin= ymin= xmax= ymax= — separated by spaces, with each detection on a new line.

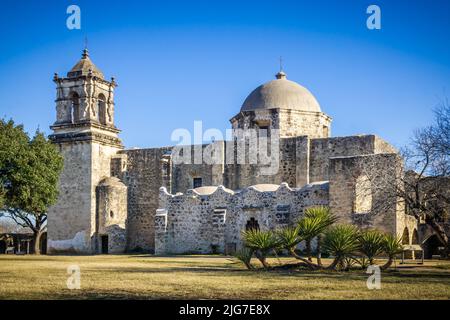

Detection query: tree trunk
xmin=316 ymin=235 xmax=323 ymax=267
xmin=289 ymin=248 xmax=320 ymax=270
xmin=326 ymin=256 xmax=341 ymax=270
xmin=381 ymin=256 xmax=393 ymax=270
xmin=255 ymin=250 xmax=269 ymax=269
xmin=306 ymin=239 xmax=312 ymax=262
xmin=33 ymin=230 xmax=43 ymax=255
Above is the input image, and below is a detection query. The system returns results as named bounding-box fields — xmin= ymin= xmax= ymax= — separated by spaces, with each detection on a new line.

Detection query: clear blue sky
xmin=0 ymin=0 xmax=449 ymax=149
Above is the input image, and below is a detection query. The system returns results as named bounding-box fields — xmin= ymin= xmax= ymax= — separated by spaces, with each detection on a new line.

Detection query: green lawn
xmin=0 ymin=254 xmax=449 ymax=300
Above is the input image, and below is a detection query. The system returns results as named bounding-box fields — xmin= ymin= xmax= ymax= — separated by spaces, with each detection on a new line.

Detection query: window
xmin=70 ymin=92 xmax=80 ymax=123
xmin=353 ymin=174 xmax=372 ymax=214
xmin=109 ymin=211 xmax=114 ymax=218
xmin=245 ymin=217 xmax=260 ymax=231
xmin=193 ymin=177 xmax=202 ymax=188
xmin=98 ymin=93 xmax=107 ymax=125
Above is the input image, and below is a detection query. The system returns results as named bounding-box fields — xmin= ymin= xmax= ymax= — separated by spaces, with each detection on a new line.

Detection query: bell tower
xmin=47 ymin=49 xmax=123 ymax=254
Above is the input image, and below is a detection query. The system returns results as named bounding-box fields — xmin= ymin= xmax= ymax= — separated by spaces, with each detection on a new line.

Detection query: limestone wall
xmin=328 ymin=153 xmax=406 ymax=235
xmin=155 ymin=182 xmax=329 ymax=255
xmin=47 ymin=141 xmax=94 ymax=254
xmin=120 ymin=147 xmax=172 ymax=252
xmin=309 ymin=135 xmax=386 ymax=183
xmin=96 ymin=177 xmax=128 ymax=253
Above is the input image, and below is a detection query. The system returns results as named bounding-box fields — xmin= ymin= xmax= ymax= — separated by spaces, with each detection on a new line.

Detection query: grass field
xmin=0 ymin=254 xmax=449 ymax=300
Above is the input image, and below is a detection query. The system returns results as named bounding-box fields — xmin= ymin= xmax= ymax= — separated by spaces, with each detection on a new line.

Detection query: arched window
xmin=402 ymin=227 xmax=410 ymax=245
xmin=70 ymin=92 xmax=80 ymax=123
xmin=353 ymin=174 xmax=372 ymax=214
xmin=98 ymin=93 xmax=107 ymax=125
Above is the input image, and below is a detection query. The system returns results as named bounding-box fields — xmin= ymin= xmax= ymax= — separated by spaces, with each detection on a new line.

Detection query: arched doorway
xmin=402 ymin=227 xmax=410 ymax=245
xmin=245 ymin=218 xmax=260 ymax=231
xmin=422 ymin=235 xmax=444 ymax=259
xmin=0 ymin=240 xmax=6 ymax=254
xmin=412 ymin=229 xmax=419 ymax=245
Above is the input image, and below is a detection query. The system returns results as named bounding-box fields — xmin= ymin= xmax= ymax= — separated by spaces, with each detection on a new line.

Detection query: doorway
xmin=245 ymin=218 xmax=260 ymax=231
xmin=101 ymin=235 xmax=109 ymax=254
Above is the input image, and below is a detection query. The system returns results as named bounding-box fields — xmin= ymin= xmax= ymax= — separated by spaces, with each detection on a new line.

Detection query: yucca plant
xmin=242 ymin=229 xmax=280 ymax=269
xmin=276 ymin=226 xmax=318 ymax=269
xmin=299 ymin=206 xmax=338 ymax=265
xmin=323 ymin=224 xmax=360 ymax=270
xmin=358 ymin=229 xmax=386 ymax=266
xmin=234 ymin=247 xmax=254 ymax=270
xmin=381 ymin=234 xmax=404 ymax=270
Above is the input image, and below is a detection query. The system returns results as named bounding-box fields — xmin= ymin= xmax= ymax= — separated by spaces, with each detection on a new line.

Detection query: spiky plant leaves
xmin=358 ymin=229 xmax=386 ymax=265
xmin=323 ymin=224 xmax=360 ymax=270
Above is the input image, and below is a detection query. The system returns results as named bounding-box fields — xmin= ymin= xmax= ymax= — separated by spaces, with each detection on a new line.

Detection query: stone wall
xmin=120 ymin=147 xmax=172 ymax=252
xmin=230 ymin=108 xmax=331 ymax=139
xmin=309 ymin=135 xmax=393 ymax=183
xmin=47 ymin=141 xmax=94 ymax=253
xmin=328 ymin=153 xmax=411 ymax=236
xmin=155 ymin=182 xmax=329 ymax=255
xmin=96 ymin=177 xmax=128 ymax=253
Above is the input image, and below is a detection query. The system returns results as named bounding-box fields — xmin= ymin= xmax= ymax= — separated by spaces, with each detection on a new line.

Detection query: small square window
xmin=193 ymin=177 xmax=202 ymax=188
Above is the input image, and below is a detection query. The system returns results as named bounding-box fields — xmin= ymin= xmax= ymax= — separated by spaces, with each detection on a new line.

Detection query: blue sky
xmin=0 ymin=0 xmax=449 ymax=149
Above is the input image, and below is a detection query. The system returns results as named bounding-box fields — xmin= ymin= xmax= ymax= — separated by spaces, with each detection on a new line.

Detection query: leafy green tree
xmin=242 ymin=229 xmax=280 ymax=269
xmin=0 ymin=119 xmax=63 ymax=254
xmin=323 ymin=224 xmax=360 ymax=270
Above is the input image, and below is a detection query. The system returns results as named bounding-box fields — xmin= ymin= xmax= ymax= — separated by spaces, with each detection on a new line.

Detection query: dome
xmin=241 ymin=71 xmax=321 ymax=113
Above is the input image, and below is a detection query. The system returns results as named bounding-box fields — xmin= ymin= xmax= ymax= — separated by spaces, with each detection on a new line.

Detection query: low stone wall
xmin=155 ymin=182 xmax=329 ymax=255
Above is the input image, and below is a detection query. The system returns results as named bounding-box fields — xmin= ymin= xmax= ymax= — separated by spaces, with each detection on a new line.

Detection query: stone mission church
xmin=47 ymin=49 xmax=419 ymax=255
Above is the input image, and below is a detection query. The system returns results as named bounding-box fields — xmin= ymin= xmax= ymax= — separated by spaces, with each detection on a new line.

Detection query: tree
xmin=241 ymin=229 xmax=280 ymax=269
xmin=381 ymin=234 xmax=403 ymax=270
xmin=0 ymin=119 xmax=63 ymax=254
xmin=358 ymin=229 xmax=386 ymax=266
xmin=323 ymin=224 xmax=360 ymax=270
xmin=352 ymin=100 xmax=450 ymax=257
xmin=302 ymin=206 xmax=338 ymax=266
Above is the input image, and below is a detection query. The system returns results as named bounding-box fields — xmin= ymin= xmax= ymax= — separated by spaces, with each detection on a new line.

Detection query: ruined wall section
xmin=309 ymin=135 xmax=385 ymax=183
xmin=328 ymin=153 xmax=411 ymax=236
xmin=120 ymin=147 xmax=172 ymax=252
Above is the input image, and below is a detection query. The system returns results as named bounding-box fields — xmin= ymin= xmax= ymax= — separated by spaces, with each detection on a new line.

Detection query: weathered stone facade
xmin=156 ymin=182 xmax=329 ymax=254
xmin=47 ymin=52 xmax=419 ymax=255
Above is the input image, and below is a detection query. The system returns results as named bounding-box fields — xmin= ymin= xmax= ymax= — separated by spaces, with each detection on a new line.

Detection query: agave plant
xmin=323 ymin=224 xmax=360 ymax=270
xmin=298 ymin=206 xmax=338 ymax=265
xmin=242 ymin=229 xmax=280 ymax=269
xmin=358 ymin=229 xmax=386 ymax=266
xmin=234 ymin=247 xmax=254 ymax=270
xmin=381 ymin=234 xmax=404 ymax=270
